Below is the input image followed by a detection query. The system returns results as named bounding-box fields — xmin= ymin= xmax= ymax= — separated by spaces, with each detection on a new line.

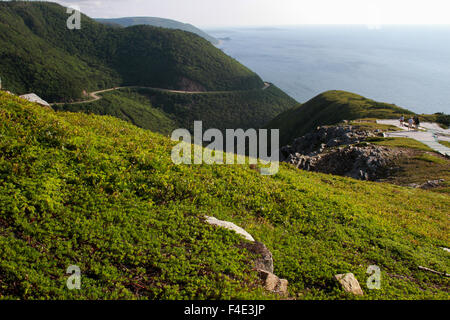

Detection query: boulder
xmin=19 ymin=93 xmax=51 ymax=108
xmin=241 ymin=241 xmax=274 ymax=273
xmin=204 ymin=216 xmax=255 ymax=242
xmin=258 ymin=270 xmax=289 ymax=296
xmin=335 ymin=273 xmax=364 ymax=296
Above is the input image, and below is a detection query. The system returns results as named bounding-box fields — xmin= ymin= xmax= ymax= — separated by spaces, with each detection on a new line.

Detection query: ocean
xmin=206 ymin=25 xmax=450 ymax=114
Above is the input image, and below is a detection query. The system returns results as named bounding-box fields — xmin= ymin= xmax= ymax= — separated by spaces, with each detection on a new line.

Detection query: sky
xmin=45 ymin=0 xmax=450 ymax=27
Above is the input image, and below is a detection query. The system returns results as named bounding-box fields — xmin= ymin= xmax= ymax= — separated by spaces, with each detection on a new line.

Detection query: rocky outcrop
xmin=286 ymin=144 xmax=400 ymax=181
xmin=178 ymin=77 xmax=205 ymax=92
xmin=204 ymin=216 xmax=288 ymax=296
xmin=280 ymin=125 xmax=382 ymax=160
xmin=408 ymin=179 xmax=445 ymax=189
xmin=335 ymin=273 xmax=364 ymax=296
xmin=280 ymin=125 xmax=401 ymax=181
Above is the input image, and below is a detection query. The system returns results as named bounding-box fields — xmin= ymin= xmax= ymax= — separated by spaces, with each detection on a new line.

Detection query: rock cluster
xmin=280 ymin=126 xmax=399 ymax=181
xmin=204 ymin=216 xmax=288 ymax=296
xmin=286 ymin=144 xmax=398 ymax=181
xmin=408 ymin=179 xmax=445 ymax=189
xmin=280 ymin=125 xmax=382 ymax=160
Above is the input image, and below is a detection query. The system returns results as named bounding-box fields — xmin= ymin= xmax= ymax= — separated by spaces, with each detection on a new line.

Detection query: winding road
xmin=51 ymin=82 xmax=272 ymax=106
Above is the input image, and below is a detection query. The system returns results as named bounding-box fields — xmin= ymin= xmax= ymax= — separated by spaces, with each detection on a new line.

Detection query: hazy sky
xmin=51 ymin=0 xmax=450 ymax=27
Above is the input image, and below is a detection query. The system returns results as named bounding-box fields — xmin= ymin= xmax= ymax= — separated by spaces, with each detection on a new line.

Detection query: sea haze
xmin=207 ymin=25 xmax=450 ymax=114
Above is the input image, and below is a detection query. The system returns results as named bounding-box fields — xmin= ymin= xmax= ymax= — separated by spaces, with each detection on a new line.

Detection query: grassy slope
xmin=439 ymin=141 xmax=450 ymax=148
xmin=1 ymin=92 xmax=449 ymax=300
xmin=0 ymin=2 xmax=263 ymax=101
xmin=367 ymin=137 xmax=436 ymax=152
xmin=266 ymin=91 xmax=415 ymax=146
xmin=54 ymin=86 xmax=298 ymax=134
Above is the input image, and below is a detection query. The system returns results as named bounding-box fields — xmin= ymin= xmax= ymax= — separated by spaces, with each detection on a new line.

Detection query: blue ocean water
xmin=206 ymin=25 xmax=450 ymax=114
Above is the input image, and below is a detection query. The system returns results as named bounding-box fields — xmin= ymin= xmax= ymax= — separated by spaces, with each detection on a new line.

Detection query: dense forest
xmin=96 ymin=17 xmax=220 ymax=45
xmin=0 ymin=2 xmax=263 ymax=102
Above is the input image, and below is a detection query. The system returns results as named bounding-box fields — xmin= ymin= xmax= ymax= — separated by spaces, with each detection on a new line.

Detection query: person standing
xmin=400 ymin=115 xmax=405 ymax=127
xmin=414 ymin=116 xmax=420 ymax=130
xmin=408 ymin=118 xmax=414 ymax=131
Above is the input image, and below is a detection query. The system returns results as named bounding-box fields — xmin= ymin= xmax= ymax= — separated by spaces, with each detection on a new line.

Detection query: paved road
xmin=51 ymin=82 xmax=272 ymax=106
xmin=377 ymin=119 xmax=450 ymax=156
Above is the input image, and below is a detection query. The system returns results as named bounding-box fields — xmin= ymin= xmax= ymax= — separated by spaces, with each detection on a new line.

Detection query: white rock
xmin=19 ymin=93 xmax=51 ymax=108
xmin=205 ymin=216 xmax=255 ymax=242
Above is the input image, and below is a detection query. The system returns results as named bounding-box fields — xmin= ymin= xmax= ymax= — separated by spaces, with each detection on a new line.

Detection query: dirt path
xmin=377 ymin=119 xmax=450 ymax=156
xmin=51 ymin=83 xmax=272 ymax=106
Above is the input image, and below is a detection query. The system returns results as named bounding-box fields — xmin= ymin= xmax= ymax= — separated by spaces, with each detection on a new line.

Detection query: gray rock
xmin=258 ymin=270 xmax=289 ymax=296
xmin=241 ymin=241 xmax=274 ymax=273
xmin=335 ymin=273 xmax=364 ymax=296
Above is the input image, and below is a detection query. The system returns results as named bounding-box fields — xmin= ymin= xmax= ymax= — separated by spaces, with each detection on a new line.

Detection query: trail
xmin=51 ymin=82 xmax=272 ymax=106
xmin=377 ymin=119 xmax=450 ymax=156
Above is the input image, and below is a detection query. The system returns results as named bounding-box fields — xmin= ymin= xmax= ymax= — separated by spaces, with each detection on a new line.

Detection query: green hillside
xmin=266 ymin=91 xmax=415 ymax=146
xmin=1 ymin=92 xmax=448 ymax=300
xmin=96 ymin=17 xmax=219 ymax=45
xmin=0 ymin=1 xmax=263 ymax=102
xmin=53 ymin=89 xmax=178 ymax=136
xmin=53 ymin=85 xmax=298 ymax=134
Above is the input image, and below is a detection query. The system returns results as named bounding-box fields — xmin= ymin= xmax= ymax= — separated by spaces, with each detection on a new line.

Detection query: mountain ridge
xmin=95 ymin=16 xmax=220 ymax=45
xmin=0 ymin=1 xmax=263 ymax=102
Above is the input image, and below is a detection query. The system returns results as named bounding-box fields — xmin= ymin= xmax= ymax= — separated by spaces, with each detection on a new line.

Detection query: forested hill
xmin=0 ymin=1 xmax=263 ymax=102
xmin=266 ymin=90 xmax=416 ymax=146
xmin=95 ymin=17 xmax=220 ymax=45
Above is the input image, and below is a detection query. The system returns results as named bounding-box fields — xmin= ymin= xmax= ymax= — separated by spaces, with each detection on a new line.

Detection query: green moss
xmin=0 ymin=91 xmax=449 ymax=300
